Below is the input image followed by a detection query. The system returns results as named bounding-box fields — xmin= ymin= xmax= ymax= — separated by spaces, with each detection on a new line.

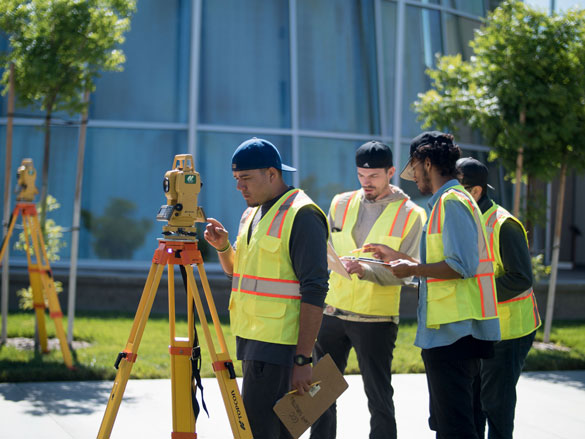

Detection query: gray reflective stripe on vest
xmin=389 ymin=199 xmax=412 ymax=238
xmin=332 ymin=191 xmax=357 ymax=231
xmin=231 ymin=273 xmax=301 ymax=299
xmin=266 ymin=190 xmax=301 ymax=238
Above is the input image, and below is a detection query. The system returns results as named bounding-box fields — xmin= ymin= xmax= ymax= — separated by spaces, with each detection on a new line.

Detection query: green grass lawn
xmin=1 ymin=311 xmax=584 ymax=382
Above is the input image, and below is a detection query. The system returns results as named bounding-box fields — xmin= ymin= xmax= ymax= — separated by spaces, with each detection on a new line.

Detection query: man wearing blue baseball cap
xmin=204 ymin=137 xmax=329 ymax=439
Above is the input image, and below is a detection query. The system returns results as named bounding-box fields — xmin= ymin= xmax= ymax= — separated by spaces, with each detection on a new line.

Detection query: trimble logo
xmin=231 ymin=390 xmax=246 ymax=430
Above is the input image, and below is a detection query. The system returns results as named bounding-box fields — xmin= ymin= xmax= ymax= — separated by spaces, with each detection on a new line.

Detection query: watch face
xmin=294 ymin=355 xmax=312 ymax=366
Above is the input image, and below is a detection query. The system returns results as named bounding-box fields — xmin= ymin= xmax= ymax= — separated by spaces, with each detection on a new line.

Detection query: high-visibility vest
xmin=484 ymin=202 xmax=541 ymax=340
xmin=230 ymin=189 xmax=327 ymax=345
xmin=326 ymin=189 xmax=426 ymax=316
xmin=425 ymin=186 xmax=498 ymax=328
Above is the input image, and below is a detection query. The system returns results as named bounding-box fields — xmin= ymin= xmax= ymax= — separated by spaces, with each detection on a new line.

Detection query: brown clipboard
xmin=273 ymin=354 xmax=349 ymax=438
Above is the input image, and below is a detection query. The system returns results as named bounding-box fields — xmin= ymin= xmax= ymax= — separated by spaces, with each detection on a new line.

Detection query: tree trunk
xmin=39 ymin=101 xmax=54 ymax=233
xmin=1 ymin=63 xmax=15 ymax=344
xmin=67 ymin=90 xmax=90 ymax=345
xmin=543 ymin=160 xmax=568 ymax=343
xmin=513 ymin=110 xmax=526 ymax=217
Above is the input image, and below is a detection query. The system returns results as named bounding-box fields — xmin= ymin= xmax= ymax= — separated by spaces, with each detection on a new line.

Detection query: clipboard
xmin=341 ymin=256 xmax=393 ymax=267
xmin=273 ymin=354 xmax=348 ymax=438
xmin=327 ymin=241 xmax=351 ymax=279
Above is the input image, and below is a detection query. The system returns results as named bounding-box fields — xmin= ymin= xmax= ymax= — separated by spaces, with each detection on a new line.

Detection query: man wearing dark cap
xmin=457 ymin=157 xmax=540 ymax=439
xmin=364 ymin=132 xmax=500 ymax=438
xmin=310 ymin=141 xmax=425 ymax=439
xmin=204 ymin=137 xmax=329 ymax=439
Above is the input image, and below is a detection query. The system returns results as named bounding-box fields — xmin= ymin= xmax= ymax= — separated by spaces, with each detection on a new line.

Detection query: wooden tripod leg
xmin=186 ymin=264 xmax=253 ymax=439
xmin=168 ymin=264 xmax=197 ymax=438
xmin=28 ymin=214 xmax=74 ymax=368
xmin=0 ymin=206 xmax=19 ymax=264
xmin=97 ymin=262 xmax=166 ymax=439
xmin=22 ymin=214 xmax=49 ymax=354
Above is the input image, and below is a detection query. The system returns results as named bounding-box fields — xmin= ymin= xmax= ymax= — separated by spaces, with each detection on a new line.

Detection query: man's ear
xmin=424 ymin=157 xmax=432 ymax=171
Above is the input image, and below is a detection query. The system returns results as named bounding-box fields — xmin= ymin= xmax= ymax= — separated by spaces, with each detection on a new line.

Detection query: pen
xmin=287 ymin=380 xmax=322 ymax=395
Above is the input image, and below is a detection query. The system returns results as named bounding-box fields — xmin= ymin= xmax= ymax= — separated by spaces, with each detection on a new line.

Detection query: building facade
xmin=1 ymin=0 xmax=583 ymax=270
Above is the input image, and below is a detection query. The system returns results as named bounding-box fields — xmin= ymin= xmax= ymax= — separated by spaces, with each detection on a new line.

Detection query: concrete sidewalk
xmin=1 ymin=370 xmax=584 ymax=438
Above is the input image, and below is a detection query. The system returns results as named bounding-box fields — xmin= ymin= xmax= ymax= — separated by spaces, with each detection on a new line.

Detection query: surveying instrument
xmin=97 ymin=154 xmax=252 ymax=439
xmin=0 ymin=158 xmax=74 ymax=368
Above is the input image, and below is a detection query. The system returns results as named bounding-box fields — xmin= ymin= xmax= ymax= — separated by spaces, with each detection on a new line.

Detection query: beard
xmin=417 ymin=169 xmax=433 ymax=195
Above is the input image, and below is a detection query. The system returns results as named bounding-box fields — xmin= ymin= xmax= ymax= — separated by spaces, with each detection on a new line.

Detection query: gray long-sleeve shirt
xmin=326 ymin=186 xmax=424 ymax=321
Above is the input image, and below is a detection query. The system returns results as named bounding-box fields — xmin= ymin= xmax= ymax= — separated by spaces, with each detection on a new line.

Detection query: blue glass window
xmin=0 ymin=125 xmax=79 ymax=260
xmin=444 ymin=0 xmax=485 ymax=16
xmin=297 ymin=0 xmax=379 ymax=134
xmin=199 ymin=0 xmax=291 ymax=128
xmin=444 ymin=13 xmax=481 ymax=60
xmin=297 ymin=137 xmax=363 ymax=212
xmin=89 ymin=0 xmax=191 ymax=123
xmin=79 ymin=128 xmax=187 ymax=261
xmin=402 ymin=6 xmax=442 ymax=138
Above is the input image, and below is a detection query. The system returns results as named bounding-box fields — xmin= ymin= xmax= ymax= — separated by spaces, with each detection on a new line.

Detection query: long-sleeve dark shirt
xmin=237 ymin=187 xmax=329 ymax=365
xmin=477 ymin=195 xmax=533 ymax=302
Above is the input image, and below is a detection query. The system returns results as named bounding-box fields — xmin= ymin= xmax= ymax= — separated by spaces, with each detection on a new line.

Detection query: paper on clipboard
xmin=273 ymin=354 xmax=349 ymax=438
xmin=327 ymin=241 xmax=351 ymax=279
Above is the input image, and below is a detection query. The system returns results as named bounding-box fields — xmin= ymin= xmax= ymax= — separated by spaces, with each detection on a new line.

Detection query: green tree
xmin=413 ymin=1 xmax=585 ymax=342
xmin=0 ymin=0 xmax=136 ymax=229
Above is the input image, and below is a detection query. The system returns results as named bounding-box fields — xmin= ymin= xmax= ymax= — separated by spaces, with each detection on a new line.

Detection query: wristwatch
xmin=293 ymin=354 xmax=313 ymax=366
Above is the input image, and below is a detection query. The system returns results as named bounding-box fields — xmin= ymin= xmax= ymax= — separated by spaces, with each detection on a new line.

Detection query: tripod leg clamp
xmin=212 ymin=360 xmax=236 ymax=379
xmin=171 ymin=432 xmax=197 ymax=439
xmin=114 ymin=350 xmax=138 ymax=369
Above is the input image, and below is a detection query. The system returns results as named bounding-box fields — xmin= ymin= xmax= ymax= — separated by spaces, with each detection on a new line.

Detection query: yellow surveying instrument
xmin=98 ymin=154 xmax=252 ymax=439
xmin=0 ymin=158 xmax=74 ymax=369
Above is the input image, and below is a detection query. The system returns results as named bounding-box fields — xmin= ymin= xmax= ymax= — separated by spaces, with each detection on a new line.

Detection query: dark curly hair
xmin=412 ymin=134 xmax=461 ymax=179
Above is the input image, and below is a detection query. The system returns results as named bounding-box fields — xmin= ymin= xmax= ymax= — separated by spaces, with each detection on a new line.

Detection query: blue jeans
xmin=478 ymin=331 xmax=536 ymax=439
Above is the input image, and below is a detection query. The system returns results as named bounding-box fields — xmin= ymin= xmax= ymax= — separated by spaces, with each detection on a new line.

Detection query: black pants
xmin=477 ymin=331 xmax=536 ymax=439
xmin=310 ymin=314 xmax=398 ymax=439
xmin=241 ymin=360 xmax=293 ymax=439
xmin=422 ymin=347 xmax=483 ymax=439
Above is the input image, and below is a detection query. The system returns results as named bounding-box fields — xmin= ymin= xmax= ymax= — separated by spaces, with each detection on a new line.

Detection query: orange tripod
xmin=97 ymin=238 xmax=252 ymax=439
xmin=0 ymin=202 xmax=73 ymax=368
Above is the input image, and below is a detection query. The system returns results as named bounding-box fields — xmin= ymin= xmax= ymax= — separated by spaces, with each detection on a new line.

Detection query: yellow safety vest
xmin=230 ymin=189 xmax=327 ymax=345
xmin=326 ymin=190 xmax=425 ymax=316
xmin=425 ymin=186 xmax=498 ymax=327
xmin=484 ymin=202 xmax=541 ymax=340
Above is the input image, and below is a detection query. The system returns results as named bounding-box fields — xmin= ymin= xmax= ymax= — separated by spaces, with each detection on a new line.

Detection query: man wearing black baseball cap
xmin=364 ymin=132 xmax=501 ymax=438
xmin=311 ymin=140 xmax=425 ymax=439
xmin=457 ymin=157 xmax=540 ymax=439
xmin=204 ymin=137 xmax=329 ymax=439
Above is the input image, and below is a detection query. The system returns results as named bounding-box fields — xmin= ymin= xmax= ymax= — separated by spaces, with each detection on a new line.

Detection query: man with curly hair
xmin=364 ymin=131 xmax=500 ymax=438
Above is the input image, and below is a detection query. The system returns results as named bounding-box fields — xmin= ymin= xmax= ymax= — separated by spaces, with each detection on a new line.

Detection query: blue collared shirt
xmin=414 ymin=179 xmax=501 ymax=349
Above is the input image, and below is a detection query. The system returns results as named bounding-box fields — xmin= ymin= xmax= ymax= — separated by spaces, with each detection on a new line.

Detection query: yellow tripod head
xmin=157 ymin=154 xmax=207 ymax=239
xmin=16 ymin=158 xmax=38 ymax=202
